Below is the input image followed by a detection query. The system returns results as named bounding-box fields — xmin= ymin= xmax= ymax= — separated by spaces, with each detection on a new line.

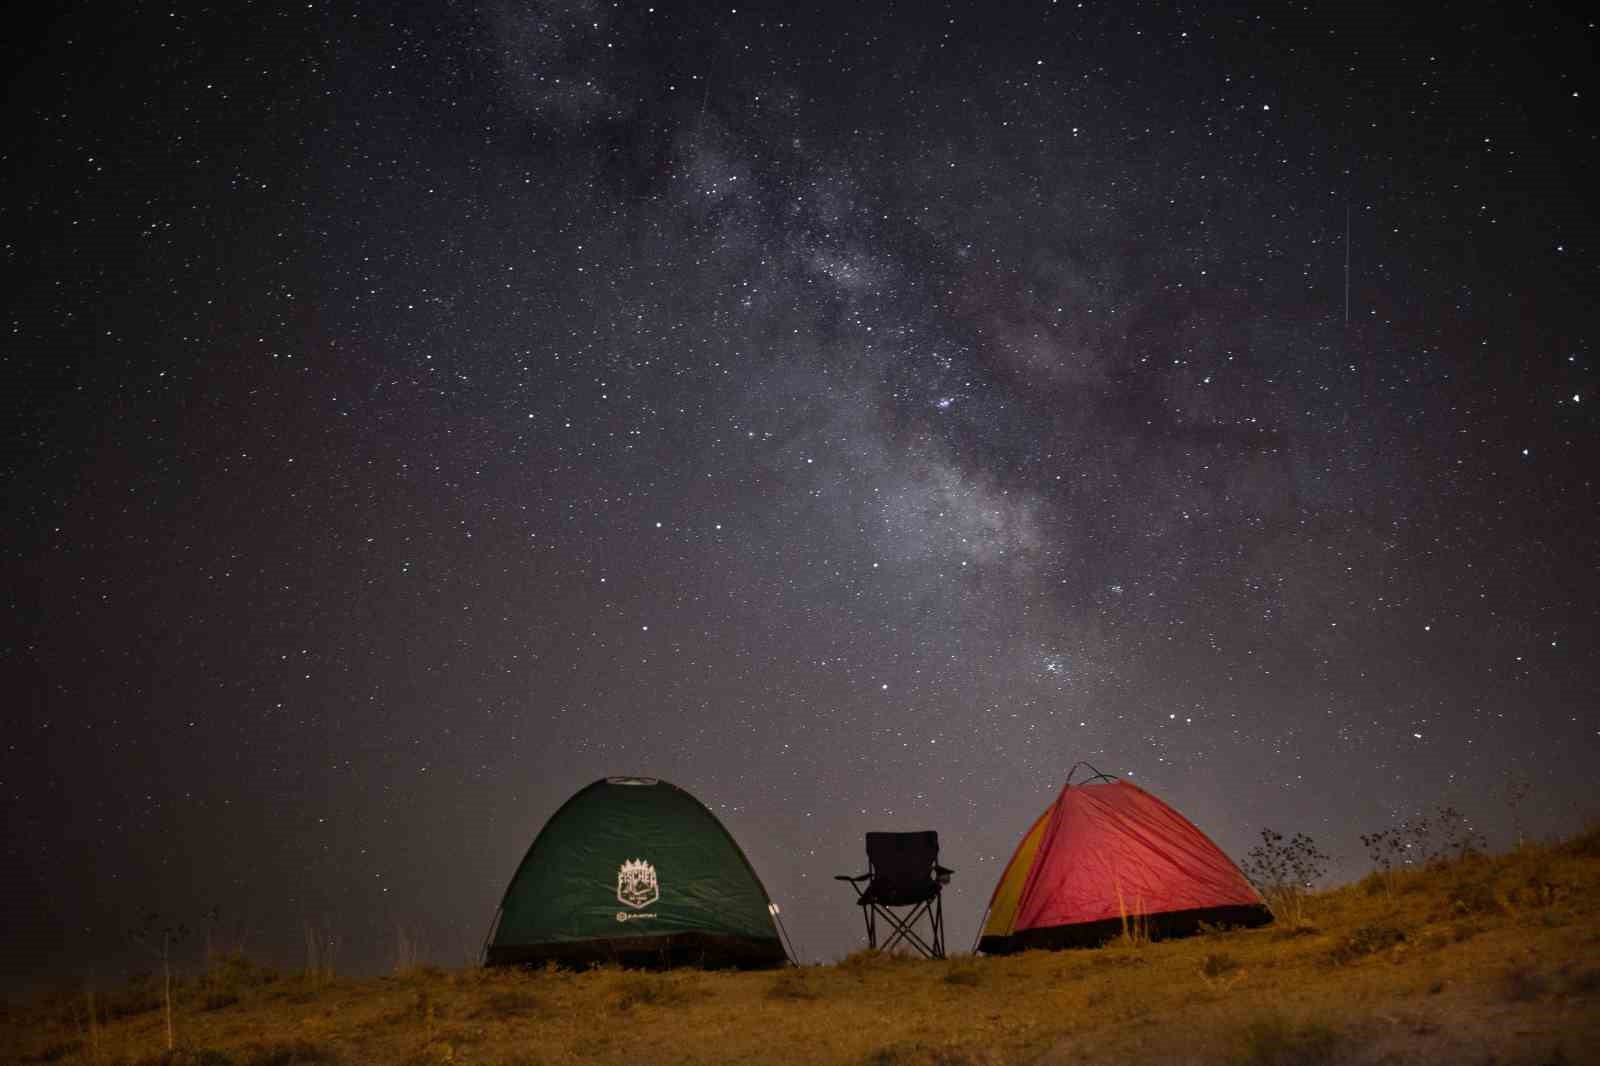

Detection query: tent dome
xmin=979 ymin=772 xmax=1271 ymax=953
xmin=484 ymin=777 xmax=788 ymax=968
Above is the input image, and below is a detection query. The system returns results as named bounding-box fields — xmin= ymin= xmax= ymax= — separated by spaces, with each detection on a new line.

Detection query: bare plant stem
xmin=164 ymin=952 xmax=174 ymax=1051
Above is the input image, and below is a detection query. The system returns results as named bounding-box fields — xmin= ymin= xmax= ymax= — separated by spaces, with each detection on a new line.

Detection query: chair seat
xmin=859 ymin=881 xmax=940 ymax=907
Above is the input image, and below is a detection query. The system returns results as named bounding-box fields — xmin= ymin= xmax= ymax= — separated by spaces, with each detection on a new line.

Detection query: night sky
xmin=5 ymin=0 xmax=1596 ymax=982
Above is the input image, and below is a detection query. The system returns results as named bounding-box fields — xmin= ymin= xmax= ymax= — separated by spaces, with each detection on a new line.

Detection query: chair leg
xmin=874 ymin=901 xmax=943 ymax=960
xmin=856 ymin=895 xmax=947 ymax=959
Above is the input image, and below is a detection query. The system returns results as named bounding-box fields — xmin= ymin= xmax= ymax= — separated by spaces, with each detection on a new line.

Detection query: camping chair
xmin=835 ymin=831 xmax=952 ymax=959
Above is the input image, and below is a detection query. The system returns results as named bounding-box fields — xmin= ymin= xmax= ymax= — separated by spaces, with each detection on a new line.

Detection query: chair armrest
xmin=934 ymin=865 xmax=954 ymax=883
xmin=834 ymin=873 xmax=870 ymax=882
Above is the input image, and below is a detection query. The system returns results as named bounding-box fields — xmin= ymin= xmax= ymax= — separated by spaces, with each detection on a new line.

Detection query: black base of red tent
xmin=978 ymin=903 xmax=1272 ymax=955
xmin=485 ymin=931 xmax=789 ymax=970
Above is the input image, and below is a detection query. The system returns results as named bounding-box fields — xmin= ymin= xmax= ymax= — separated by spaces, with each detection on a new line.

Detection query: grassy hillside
xmin=7 ymin=829 xmax=1599 ymax=1066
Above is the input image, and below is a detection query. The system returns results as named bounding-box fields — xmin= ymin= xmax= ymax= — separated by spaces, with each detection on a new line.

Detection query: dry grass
xmin=6 ymin=832 xmax=1600 ymax=1065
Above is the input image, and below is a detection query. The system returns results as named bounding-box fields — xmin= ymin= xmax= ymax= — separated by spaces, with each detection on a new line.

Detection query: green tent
xmin=483 ymin=777 xmax=789 ymax=968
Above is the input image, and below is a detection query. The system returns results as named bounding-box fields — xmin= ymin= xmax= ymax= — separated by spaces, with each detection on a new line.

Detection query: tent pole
xmin=477 ymin=904 xmax=503 ymax=967
xmin=770 ymin=906 xmax=802 ymax=966
xmin=971 ymin=903 xmax=992 ymax=954
xmin=1066 ymin=760 xmax=1116 ymax=786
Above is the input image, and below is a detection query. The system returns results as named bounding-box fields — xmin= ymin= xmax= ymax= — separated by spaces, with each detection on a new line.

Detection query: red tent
xmin=978 ymin=766 xmax=1271 ymax=952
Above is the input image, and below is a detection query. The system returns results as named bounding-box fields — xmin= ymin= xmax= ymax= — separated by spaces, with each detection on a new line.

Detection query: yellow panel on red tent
xmin=981 ymin=807 xmax=1051 ymax=940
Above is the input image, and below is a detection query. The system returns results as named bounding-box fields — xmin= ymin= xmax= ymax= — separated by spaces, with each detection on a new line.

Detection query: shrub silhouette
xmin=1242 ymin=829 xmax=1329 ymax=926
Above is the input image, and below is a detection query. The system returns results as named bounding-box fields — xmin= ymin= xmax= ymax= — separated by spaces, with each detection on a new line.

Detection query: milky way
xmin=6 ymin=0 xmax=1595 ymax=978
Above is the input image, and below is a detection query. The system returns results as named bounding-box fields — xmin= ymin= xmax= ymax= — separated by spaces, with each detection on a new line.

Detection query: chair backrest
xmin=864 ymin=831 xmax=940 ymax=904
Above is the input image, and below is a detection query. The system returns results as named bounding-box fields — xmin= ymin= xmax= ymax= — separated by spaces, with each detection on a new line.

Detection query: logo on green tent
xmin=617 ymin=858 xmax=660 ymax=909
